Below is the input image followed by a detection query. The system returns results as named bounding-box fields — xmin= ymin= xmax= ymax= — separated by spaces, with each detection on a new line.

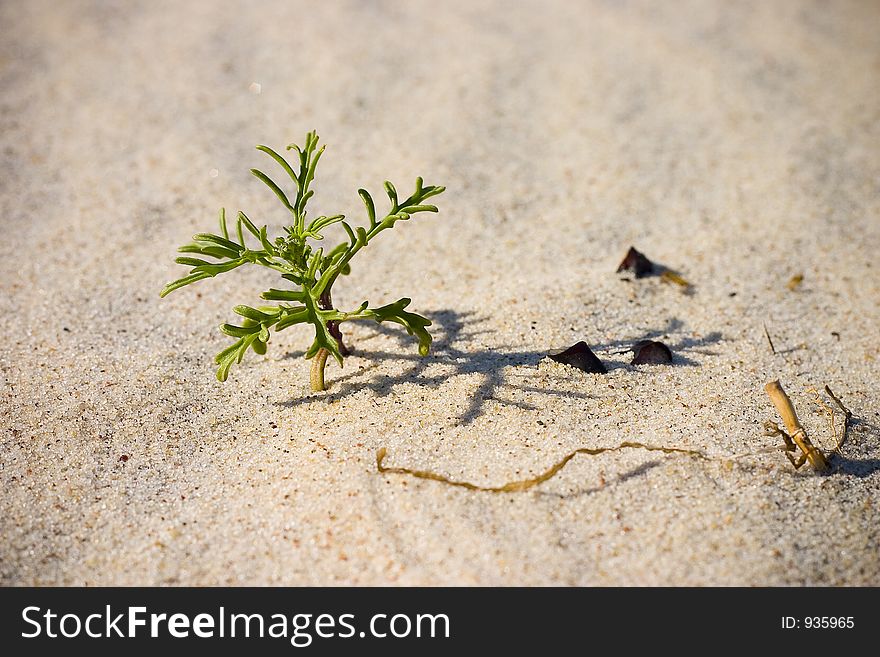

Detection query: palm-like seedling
xmin=161 ymin=131 xmax=444 ymax=391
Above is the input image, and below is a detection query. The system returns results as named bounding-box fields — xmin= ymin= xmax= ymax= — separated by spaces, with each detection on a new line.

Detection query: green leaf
xmin=358 ymin=189 xmax=376 ymax=227
xmin=341 ymin=221 xmax=356 ymax=247
xmin=256 ymin=145 xmax=299 ymax=185
xmin=306 ymin=214 xmax=346 ymax=235
xmin=237 ymin=211 xmax=261 ymax=239
xmin=219 ymin=208 xmax=229 ymax=240
xmin=261 ymin=288 xmax=306 ymax=302
xmin=160 ymin=272 xmax=212 ymax=297
xmin=400 ymin=204 xmax=438 ymax=214
xmin=215 ymin=337 xmax=250 ymax=381
xmin=274 ymin=307 xmax=309 ymax=331
xmin=419 ymin=185 xmax=445 ymax=201
xmin=251 ymin=168 xmax=294 ymax=211
xmin=234 ymin=305 xmax=278 ymax=322
xmin=306 ymin=248 xmax=323 ymax=281
xmin=384 ymin=180 xmax=398 ymax=210
xmin=259 ymin=226 xmax=275 ymax=254
xmin=175 ymin=256 xmax=213 ymax=267
xmin=368 ymin=298 xmax=432 ymax=356
xmin=220 ymin=323 xmax=260 ymax=338
xmin=178 ymin=243 xmax=240 ymax=260
xmin=192 ymin=233 xmax=243 ymax=253
xmin=191 ymin=258 xmax=246 ymax=276
xmin=304 ymin=146 xmax=325 ymax=191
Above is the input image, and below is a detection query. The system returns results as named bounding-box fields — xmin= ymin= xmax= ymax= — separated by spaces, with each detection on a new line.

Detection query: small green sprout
xmin=160 ymin=131 xmax=445 ymax=391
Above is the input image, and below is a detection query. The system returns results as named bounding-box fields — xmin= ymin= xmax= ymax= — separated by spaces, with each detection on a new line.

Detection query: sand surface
xmin=2 ymin=0 xmax=879 ymax=585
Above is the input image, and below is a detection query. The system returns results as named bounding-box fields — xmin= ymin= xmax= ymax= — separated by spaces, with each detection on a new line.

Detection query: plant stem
xmin=764 ymin=379 xmax=829 ymax=472
xmin=318 ymin=289 xmax=349 ymax=356
xmin=310 ymin=289 xmax=348 ymax=392
xmin=311 ymin=348 xmax=329 ymax=391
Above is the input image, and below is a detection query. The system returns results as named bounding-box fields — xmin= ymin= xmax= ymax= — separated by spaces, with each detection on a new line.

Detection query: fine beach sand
xmin=2 ymin=0 xmax=879 ymax=585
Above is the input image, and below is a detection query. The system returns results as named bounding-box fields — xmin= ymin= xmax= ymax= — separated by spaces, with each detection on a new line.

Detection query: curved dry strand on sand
xmin=376 ymin=442 xmax=710 ymax=493
xmin=823 ymin=385 xmax=854 ymax=453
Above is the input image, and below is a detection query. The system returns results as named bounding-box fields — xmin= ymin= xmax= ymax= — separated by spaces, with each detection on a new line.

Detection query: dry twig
xmin=764 ymin=379 xmax=829 ymax=472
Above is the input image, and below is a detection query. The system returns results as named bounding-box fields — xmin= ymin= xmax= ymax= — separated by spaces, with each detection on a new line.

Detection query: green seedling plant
xmin=160 ymin=131 xmax=444 ymax=391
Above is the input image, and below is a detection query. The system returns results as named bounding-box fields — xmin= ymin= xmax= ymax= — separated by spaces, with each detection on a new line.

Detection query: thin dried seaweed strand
xmin=824 ymin=385 xmax=854 ymax=452
xmin=763 ymin=322 xmax=776 ymax=355
xmin=808 ymin=386 xmax=838 ymax=453
xmin=376 ymin=442 xmax=708 ymax=493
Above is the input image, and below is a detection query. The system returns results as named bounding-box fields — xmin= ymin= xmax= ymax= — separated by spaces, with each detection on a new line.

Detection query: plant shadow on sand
xmin=828 ymin=418 xmax=880 ymax=477
xmin=279 ymin=309 xmax=579 ymax=424
xmin=277 ymin=310 xmax=721 ymax=425
xmin=531 ymin=459 xmax=665 ymax=500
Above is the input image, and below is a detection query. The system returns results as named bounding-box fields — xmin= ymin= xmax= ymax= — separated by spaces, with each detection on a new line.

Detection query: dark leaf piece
xmin=631 ymin=340 xmax=672 ymax=365
xmin=616 ymin=246 xmax=654 ymax=278
xmin=548 ymin=341 xmax=607 ymax=373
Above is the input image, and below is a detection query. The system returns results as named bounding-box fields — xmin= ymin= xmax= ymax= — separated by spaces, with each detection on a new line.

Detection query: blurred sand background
xmin=1 ymin=0 xmax=879 ymax=585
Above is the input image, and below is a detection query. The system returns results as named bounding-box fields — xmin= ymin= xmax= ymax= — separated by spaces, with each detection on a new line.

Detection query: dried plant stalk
xmin=764 ymin=379 xmax=829 ymax=472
